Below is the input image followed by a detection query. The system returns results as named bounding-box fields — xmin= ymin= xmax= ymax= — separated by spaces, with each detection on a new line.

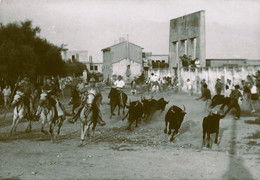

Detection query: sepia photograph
xmin=0 ymin=0 xmax=260 ymax=179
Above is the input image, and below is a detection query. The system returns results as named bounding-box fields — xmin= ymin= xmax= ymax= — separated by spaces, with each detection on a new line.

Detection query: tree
xmin=0 ymin=20 xmax=65 ymax=86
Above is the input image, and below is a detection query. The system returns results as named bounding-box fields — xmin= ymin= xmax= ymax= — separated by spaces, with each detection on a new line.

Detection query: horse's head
xmin=86 ymin=93 xmax=95 ymax=105
xmin=39 ymin=91 xmax=49 ymax=105
xmin=11 ymin=91 xmax=24 ymax=106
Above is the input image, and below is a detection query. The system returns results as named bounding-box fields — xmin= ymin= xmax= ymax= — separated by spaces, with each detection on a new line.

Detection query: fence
xmin=179 ymin=66 xmax=259 ymax=95
xmin=148 ymin=66 xmax=259 ymax=95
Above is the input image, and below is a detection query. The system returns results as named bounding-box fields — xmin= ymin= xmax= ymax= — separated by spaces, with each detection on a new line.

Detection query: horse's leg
xmin=72 ymin=105 xmax=75 ymax=115
xmin=122 ymin=111 xmax=129 ymax=121
xmin=25 ymin=120 xmax=32 ymax=133
xmin=118 ymin=105 xmax=120 ymax=116
xmin=126 ymin=120 xmax=134 ymax=130
xmin=86 ymin=121 xmax=92 ymax=137
xmin=122 ymin=105 xmax=125 ymax=115
xmin=57 ymin=116 xmax=65 ymax=136
xmin=10 ymin=110 xmax=18 ymax=134
xmin=13 ymin=109 xmax=24 ymax=133
xmin=91 ymin=122 xmax=97 ymax=137
xmin=79 ymin=123 xmax=85 ymax=147
xmin=41 ymin=115 xmax=49 ymax=135
xmin=49 ymin=120 xmax=55 ymax=142
xmin=110 ymin=104 xmax=115 ymax=118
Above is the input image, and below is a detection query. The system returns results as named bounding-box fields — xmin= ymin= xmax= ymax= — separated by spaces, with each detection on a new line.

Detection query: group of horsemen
xmin=14 ymin=75 xmax=126 ymax=126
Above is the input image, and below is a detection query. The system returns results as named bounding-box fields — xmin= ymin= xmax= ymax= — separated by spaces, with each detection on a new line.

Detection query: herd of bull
xmin=122 ymin=96 xmax=222 ymax=148
xmin=7 ymin=88 xmax=224 ymax=149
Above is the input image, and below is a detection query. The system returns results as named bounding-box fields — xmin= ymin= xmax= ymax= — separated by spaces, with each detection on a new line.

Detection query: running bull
xmin=164 ymin=105 xmax=186 ymax=141
xmin=122 ymin=101 xmax=143 ymax=130
xmin=141 ymin=97 xmax=169 ymax=120
xmin=202 ymin=111 xmax=221 ymax=148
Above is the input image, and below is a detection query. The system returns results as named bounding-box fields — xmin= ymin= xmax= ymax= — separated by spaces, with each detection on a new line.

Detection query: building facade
xmin=206 ymin=59 xmax=247 ymax=68
xmin=169 ymin=10 xmax=206 ymax=69
xmin=61 ymin=50 xmax=88 ymax=62
xmin=102 ymin=41 xmax=143 ymax=81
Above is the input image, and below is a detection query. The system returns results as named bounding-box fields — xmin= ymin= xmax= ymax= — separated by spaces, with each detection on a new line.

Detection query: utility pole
xmin=126 ymin=34 xmax=129 ymax=61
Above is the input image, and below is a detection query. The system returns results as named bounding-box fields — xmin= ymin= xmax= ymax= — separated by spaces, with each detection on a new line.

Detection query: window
xmin=90 ymin=65 xmax=93 ymax=70
xmin=95 ymin=66 xmax=98 ymax=70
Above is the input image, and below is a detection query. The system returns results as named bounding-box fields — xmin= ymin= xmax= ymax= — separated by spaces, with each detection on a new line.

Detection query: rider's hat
xmin=89 ymin=77 xmax=96 ymax=82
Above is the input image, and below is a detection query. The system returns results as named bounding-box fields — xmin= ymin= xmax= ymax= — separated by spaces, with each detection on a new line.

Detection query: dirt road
xmin=0 ymin=90 xmax=259 ymax=179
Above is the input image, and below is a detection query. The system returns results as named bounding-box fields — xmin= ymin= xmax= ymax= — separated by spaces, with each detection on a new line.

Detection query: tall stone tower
xmin=169 ymin=10 xmax=206 ymax=69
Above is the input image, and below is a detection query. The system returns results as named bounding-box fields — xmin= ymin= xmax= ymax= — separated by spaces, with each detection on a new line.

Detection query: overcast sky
xmin=0 ymin=0 xmax=260 ymax=62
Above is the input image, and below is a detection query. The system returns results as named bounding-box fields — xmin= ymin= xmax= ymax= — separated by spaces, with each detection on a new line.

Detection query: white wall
xmin=112 ymin=59 xmax=142 ymax=81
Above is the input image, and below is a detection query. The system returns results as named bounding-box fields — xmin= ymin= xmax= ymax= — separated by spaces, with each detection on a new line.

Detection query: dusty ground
xmin=0 ymin=88 xmax=259 ymax=180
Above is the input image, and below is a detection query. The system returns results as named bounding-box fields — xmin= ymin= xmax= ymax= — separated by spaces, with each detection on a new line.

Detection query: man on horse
xmin=114 ymin=75 xmax=125 ymax=106
xmin=17 ymin=76 xmax=34 ymax=118
xmin=69 ymin=77 xmax=106 ymax=126
xmin=35 ymin=77 xmax=66 ymax=120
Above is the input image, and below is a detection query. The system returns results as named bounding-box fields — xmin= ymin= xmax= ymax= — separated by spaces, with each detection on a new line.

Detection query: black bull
xmin=141 ymin=97 xmax=169 ymax=120
xmin=108 ymin=88 xmax=128 ymax=118
xmin=122 ymin=101 xmax=143 ymax=130
xmin=164 ymin=105 xmax=186 ymax=141
xmin=202 ymin=113 xmax=221 ymax=148
xmin=210 ymin=95 xmax=231 ymax=110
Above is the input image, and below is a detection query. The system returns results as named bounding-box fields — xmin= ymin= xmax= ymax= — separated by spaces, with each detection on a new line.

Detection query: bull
xmin=141 ymin=96 xmax=169 ymax=120
xmin=202 ymin=111 xmax=221 ymax=148
xmin=164 ymin=105 xmax=186 ymax=141
xmin=122 ymin=101 xmax=143 ymax=130
xmin=210 ymin=95 xmax=230 ymax=111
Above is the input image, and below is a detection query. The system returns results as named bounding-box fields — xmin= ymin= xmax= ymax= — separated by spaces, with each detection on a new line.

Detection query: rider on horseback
xmin=35 ymin=77 xmax=66 ymax=120
xmin=17 ymin=77 xmax=34 ymax=118
xmin=114 ymin=75 xmax=125 ymax=106
xmin=69 ymin=77 xmax=106 ymax=126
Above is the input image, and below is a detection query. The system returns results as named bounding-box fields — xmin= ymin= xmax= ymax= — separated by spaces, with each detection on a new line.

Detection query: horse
xmin=108 ymin=88 xmax=128 ymax=119
xmin=68 ymin=87 xmax=81 ymax=115
xmin=36 ymin=91 xmax=65 ymax=142
xmin=10 ymin=91 xmax=33 ymax=134
xmin=78 ymin=92 xmax=102 ymax=146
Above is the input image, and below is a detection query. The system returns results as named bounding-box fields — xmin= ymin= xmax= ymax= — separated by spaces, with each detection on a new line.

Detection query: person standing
xmin=186 ymin=78 xmax=193 ymax=96
xmin=2 ymin=85 xmax=11 ymax=109
xmin=224 ymin=85 xmax=232 ymax=98
xmin=250 ymin=81 xmax=259 ymax=113
xmin=131 ymin=77 xmax=137 ymax=95
xmin=114 ymin=75 xmax=125 ymax=106
xmin=221 ymin=85 xmax=243 ymax=120
xmin=197 ymin=84 xmax=211 ymax=112
xmin=215 ymin=78 xmax=223 ymax=95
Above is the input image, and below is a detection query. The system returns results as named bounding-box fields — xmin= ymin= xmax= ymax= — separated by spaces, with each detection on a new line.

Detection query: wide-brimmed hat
xmin=89 ymin=77 xmax=96 ymax=82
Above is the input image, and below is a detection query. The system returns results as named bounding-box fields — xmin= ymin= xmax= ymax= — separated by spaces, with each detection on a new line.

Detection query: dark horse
xmin=69 ymin=86 xmax=81 ymax=115
xmin=108 ymin=88 xmax=128 ymax=119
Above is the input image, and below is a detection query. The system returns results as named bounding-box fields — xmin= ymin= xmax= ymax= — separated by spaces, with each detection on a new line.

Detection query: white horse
xmin=78 ymin=93 xmax=102 ymax=147
xmin=10 ymin=91 xmax=32 ymax=134
xmin=36 ymin=91 xmax=65 ymax=142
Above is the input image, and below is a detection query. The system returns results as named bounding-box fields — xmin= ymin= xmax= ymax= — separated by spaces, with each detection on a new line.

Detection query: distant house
xmin=101 ymin=40 xmax=143 ymax=81
xmin=85 ymin=62 xmax=103 ymax=74
xmin=61 ymin=50 xmax=88 ymax=62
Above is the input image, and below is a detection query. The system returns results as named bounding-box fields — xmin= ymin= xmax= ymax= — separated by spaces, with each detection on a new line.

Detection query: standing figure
xmin=131 ymin=77 xmax=137 ymax=95
xmin=221 ymin=85 xmax=243 ymax=120
xmin=114 ymin=75 xmax=125 ymax=106
xmin=250 ymin=81 xmax=259 ymax=113
xmin=2 ymin=85 xmax=11 ymax=109
xmin=186 ymin=78 xmax=193 ymax=96
xmin=215 ymin=78 xmax=223 ymax=95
